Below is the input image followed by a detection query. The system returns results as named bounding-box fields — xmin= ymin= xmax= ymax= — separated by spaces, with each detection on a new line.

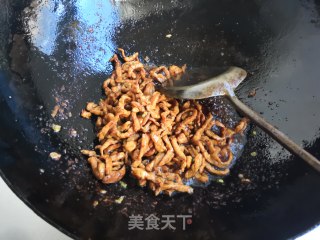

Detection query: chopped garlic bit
xmin=93 ymin=200 xmax=99 ymax=208
xmin=217 ymin=179 xmax=224 ymax=184
xmin=51 ymin=124 xmax=61 ymax=132
xmin=119 ymin=181 xmax=127 ymax=189
xmin=241 ymin=178 xmax=251 ymax=184
xmin=115 ymin=196 xmax=125 ymax=204
xmin=144 ymin=56 xmax=150 ymax=62
xmin=166 ymin=34 xmax=172 ymax=38
xmin=100 ymin=189 xmax=107 ymax=194
xmin=250 ymin=151 xmax=257 ymax=157
xmin=49 ymin=152 xmax=61 ymax=161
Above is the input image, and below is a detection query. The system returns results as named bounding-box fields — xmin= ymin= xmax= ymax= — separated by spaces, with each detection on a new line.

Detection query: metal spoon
xmin=161 ymin=67 xmax=320 ymax=172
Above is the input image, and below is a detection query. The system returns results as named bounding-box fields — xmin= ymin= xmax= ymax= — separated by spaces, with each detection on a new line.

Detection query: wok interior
xmin=1 ymin=0 xmax=320 ymax=239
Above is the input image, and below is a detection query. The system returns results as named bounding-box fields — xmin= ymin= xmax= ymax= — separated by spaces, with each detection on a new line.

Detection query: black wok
xmin=1 ymin=0 xmax=320 ymax=239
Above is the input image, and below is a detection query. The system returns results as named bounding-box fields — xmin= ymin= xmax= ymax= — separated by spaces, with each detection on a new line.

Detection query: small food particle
xmin=250 ymin=151 xmax=257 ymax=157
xmin=51 ymin=105 xmax=60 ymax=118
xmin=103 ymin=198 xmax=113 ymax=205
xmin=100 ymin=189 xmax=107 ymax=194
xmin=51 ymin=124 xmax=61 ymax=133
xmin=248 ymin=88 xmax=257 ymax=98
xmin=217 ymin=179 xmax=224 ymax=184
xmin=144 ymin=56 xmax=150 ymax=62
xmin=241 ymin=178 xmax=251 ymax=184
xmin=93 ymin=200 xmax=99 ymax=207
xmin=69 ymin=128 xmax=77 ymax=137
xmin=166 ymin=34 xmax=172 ymax=38
xmin=238 ymin=173 xmax=244 ymax=179
xmin=49 ymin=152 xmax=61 ymax=161
xmin=119 ymin=181 xmax=127 ymax=189
xmin=252 ymin=130 xmax=257 ymax=136
xmin=81 ymin=110 xmax=91 ymax=119
xmin=39 ymin=168 xmax=45 ymax=174
xmin=115 ymin=196 xmax=125 ymax=204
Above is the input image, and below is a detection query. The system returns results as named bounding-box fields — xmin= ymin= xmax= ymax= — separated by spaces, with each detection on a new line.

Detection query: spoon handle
xmin=228 ymin=95 xmax=320 ymax=172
